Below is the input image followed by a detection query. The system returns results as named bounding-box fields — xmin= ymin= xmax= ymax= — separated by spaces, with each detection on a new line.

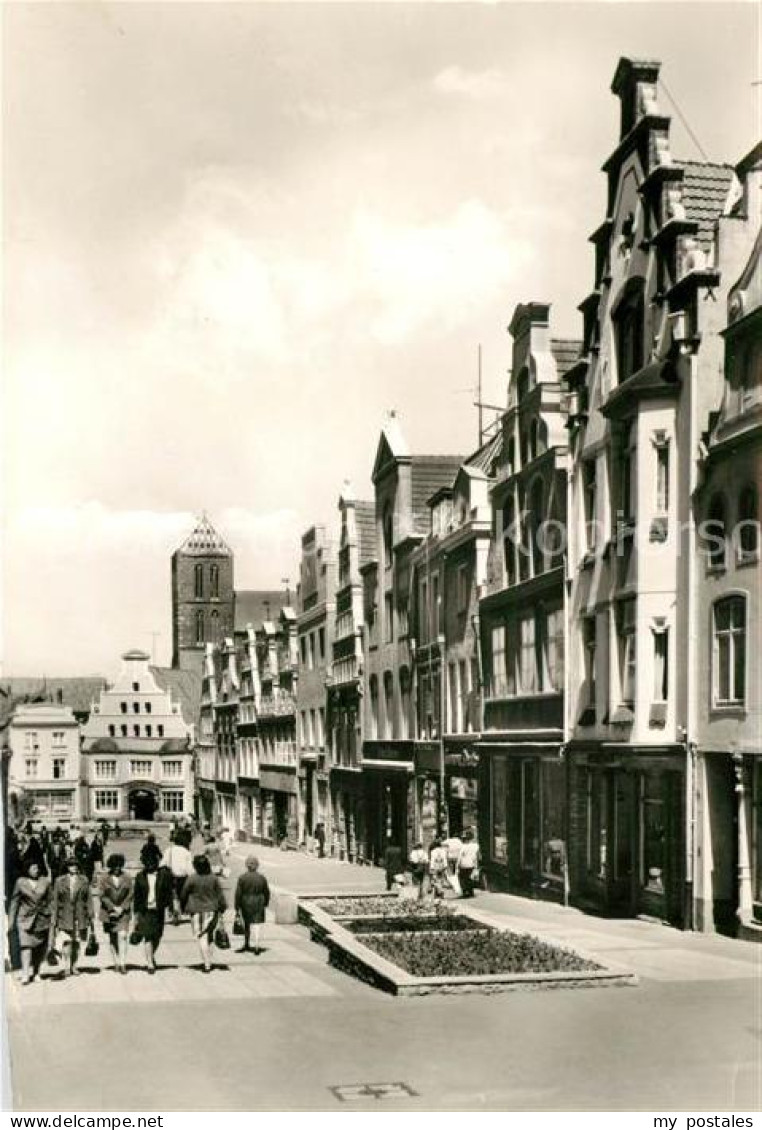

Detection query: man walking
xmin=49 ymin=858 xmax=93 ymax=977
xmin=162 ymin=833 xmax=193 ymax=924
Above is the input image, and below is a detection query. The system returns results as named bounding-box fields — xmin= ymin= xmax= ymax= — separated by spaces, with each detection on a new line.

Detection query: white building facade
xmin=9 ymin=703 xmax=83 ymax=824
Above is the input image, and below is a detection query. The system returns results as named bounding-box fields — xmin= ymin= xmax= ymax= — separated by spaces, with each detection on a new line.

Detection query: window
xmin=618 ymin=425 xmax=636 ymax=521
xmin=94 ymin=789 xmax=119 ymax=812
xmin=529 ymin=479 xmax=544 ymax=576
xmin=458 ymin=659 xmax=469 ymax=732
xmin=52 ymin=730 xmax=66 ymax=748
xmin=318 ymin=627 xmax=325 ymax=662
xmin=132 ymin=682 xmax=140 ymax=693
xmin=130 ymin=759 xmax=153 ymax=777
xmin=418 ymin=578 xmax=429 ymax=641
xmin=383 ymin=671 xmax=394 ymax=739
xmin=210 ymin=564 xmax=219 ymax=599
xmin=706 ymin=495 xmax=727 ymax=570
xmin=133 ymin=701 xmax=140 ymax=714
xmin=157 ymin=724 xmax=164 ymax=738
xmin=738 ymin=485 xmax=759 ymax=561
xmin=586 ymin=769 xmax=608 ymax=879
xmin=210 ymin=609 xmax=220 ymax=643
xmin=432 ymin=574 xmax=440 ymax=636
xmin=25 ymin=759 xmax=38 ymax=779
xmin=640 ymin=773 xmax=665 ymax=892
xmin=617 ymin=600 xmax=637 ymax=705
xmin=583 ymin=461 xmax=598 ymax=551
xmin=383 ymin=507 xmax=393 ymax=568
xmin=655 ymin=435 xmax=670 ymax=514
xmin=503 ymin=497 xmax=517 ymax=586
xmin=369 ymin=676 xmax=379 ymax=739
xmin=120 ymin=725 xmax=128 ymax=738
xmin=145 ymin=701 xmax=152 ymax=714
xmin=456 ymin=564 xmax=468 ymax=614
xmin=300 ymin=637 xmax=307 ymax=666
xmin=161 ymin=791 xmax=185 ymax=814
xmin=520 ymin=760 xmax=540 ymax=869
xmin=583 ymin=618 xmax=597 ymax=707
xmin=24 ymin=731 xmax=40 ymax=752
xmin=120 ymin=702 xmax=127 ymax=714
xmin=162 ymin=760 xmax=183 ymax=778
xmin=52 ymin=757 xmax=66 ymax=780
xmin=518 ymin=615 xmax=538 ymax=695
xmin=133 ymin=724 xmax=140 ymax=738
xmin=399 ymin=668 xmax=411 ymax=740
xmin=195 ymin=609 xmax=205 ymax=644
xmin=544 ymin=609 xmax=565 ymax=693
xmin=108 ymin=725 xmax=116 ymax=738
xmin=449 ymin=662 xmax=459 ymax=732
xmin=653 ymin=627 xmax=669 ymax=702
xmin=491 ymin=626 xmax=506 ymax=697
xmin=318 ymin=707 xmax=326 ymax=749
xmin=310 ymin=709 xmax=317 ymax=748
xmin=95 ymin=760 xmax=117 ymax=780
xmin=713 ymin=596 xmax=746 ymax=707
xmin=145 ymin=724 xmax=152 ymax=738
xmin=614 ymin=283 xmax=644 ymax=383
xmin=385 ymin=592 xmax=394 ymax=643
xmin=194 ymin=564 xmax=203 ymax=598
xmin=308 ymin=633 xmax=316 ymax=670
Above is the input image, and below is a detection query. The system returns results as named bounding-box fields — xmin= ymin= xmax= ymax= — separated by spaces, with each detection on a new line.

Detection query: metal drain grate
xmin=330 ymin=1082 xmax=419 ymax=1102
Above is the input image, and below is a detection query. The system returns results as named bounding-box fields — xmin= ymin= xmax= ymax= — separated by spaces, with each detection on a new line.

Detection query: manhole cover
xmin=330 ymin=1082 xmax=418 ymax=1102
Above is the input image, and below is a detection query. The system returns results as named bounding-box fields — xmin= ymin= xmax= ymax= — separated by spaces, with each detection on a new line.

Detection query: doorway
xmin=129 ymin=789 xmax=157 ymax=821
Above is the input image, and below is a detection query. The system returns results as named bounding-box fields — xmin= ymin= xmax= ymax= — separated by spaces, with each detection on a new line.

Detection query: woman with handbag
xmin=8 ymin=860 xmax=52 ymax=985
xmin=234 ymin=855 xmax=270 ymax=954
xmin=98 ymin=853 xmax=133 ymax=974
xmin=131 ymin=856 xmax=173 ymax=974
xmin=181 ymin=854 xmax=227 ymax=973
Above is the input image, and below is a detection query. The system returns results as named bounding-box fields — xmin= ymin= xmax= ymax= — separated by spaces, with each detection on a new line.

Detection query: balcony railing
xmin=257 ymin=692 xmax=296 ymax=718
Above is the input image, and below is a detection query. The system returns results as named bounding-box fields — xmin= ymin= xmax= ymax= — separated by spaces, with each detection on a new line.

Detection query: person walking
xmin=89 ymin=830 xmax=105 ymax=877
xmin=443 ymin=831 xmax=463 ymax=876
xmin=162 ymin=834 xmax=193 ymax=924
xmin=314 ymin=822 xmax=326 ymax=859
xmin=98 ymin=853 xmax=133 ymax=974
xmin=457 ymin=829 xmax=481 ymax=899
xmin=49 ymin=858 xmax=93 ymax=977
xmin=382 ymin=838 xmax=404 ymax=892
xmin=409 ymin=841 xmax=429 ymax=901
xmin=428 ymin=838 xmax=449 ymax=902
xmin=132 ymin=857 xmax=173 ymax=974
xmin=234 ymin=856 xmax=270 ymax=954
xmin=8 ymin=860 xmax=52 ymax=985
xmin=181 ymin=855 xmax=227 ymax=973
xmin=47 ymin=836 xmax=70 ymax=881
xmin=72 ymin=830 xmax=91 ymax=881
xmin=205 ymin=834 xmax=225 ymax=877
xmin=140 ymin=832 xmax=162 ymax=872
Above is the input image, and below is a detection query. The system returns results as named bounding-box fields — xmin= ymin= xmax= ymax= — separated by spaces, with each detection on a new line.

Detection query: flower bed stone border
xmin=298 ymin=895 xmax=639 ymax=996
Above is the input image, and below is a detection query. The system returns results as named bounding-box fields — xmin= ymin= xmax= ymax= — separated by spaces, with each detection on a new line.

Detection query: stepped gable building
xmin=563 ymin=57 xmax=742 ymax=927
xmin=479 ymin=302 xmax=579 ymax=897
xmin=171 ymin=515 xmax=234 ymax=675
xmin=295 ymin=525 xmax=337 ymax=844
xmin=361 ymin=412 xmax=464 ymax=862
xmin=82 ymin=649 xmax=194 ymax=822
xmin=328 ymin=485 xmax=376 ymax=860
xmin=693 ymin=143 xmax=762 ymax=937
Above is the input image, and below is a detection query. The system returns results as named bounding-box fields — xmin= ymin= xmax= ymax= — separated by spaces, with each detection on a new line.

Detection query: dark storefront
xmin=567 ymin=745 xmax=686 ymax=926
xmin=330 ymin=766 xmax=366 ymax=861
xmin=444 ymin=742 xmax=480 ymax=838
xmin=259 ymin=767 xmax=299 ymax=845
xmin=480 ymin=744 xmax=567 ymax=900
xmin=362 ymin=742 xmax=415 ymax=863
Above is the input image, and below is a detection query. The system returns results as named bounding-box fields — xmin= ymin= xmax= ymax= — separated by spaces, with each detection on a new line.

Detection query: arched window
xmin=210 ymin=609 xmax=220 ymax=643
xmin=194 ymin=563 xmax=203 ymax=599
xmin=713 ymin=595 xmax=746 ymax=706
xmin=738 ymin=484 xmax=759 ymax=560
xmin=210 ymin=564 xmax=220 ymax=599
xmin=383 ymin=506 xmax=393 ymax=568
xmin=706 ymin=494 xmax=727 ymax=570
xmin=195 ymin=609 xmax=205 ymax=645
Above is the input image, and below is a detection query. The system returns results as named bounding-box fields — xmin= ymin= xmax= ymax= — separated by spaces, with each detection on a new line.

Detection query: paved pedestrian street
xmin=6 ymin=844 xmax=762 ymax=1112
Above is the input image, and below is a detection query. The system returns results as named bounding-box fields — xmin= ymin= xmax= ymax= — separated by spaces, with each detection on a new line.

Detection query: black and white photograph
xmin=2 ymin=0 xmax=760 ymax=1117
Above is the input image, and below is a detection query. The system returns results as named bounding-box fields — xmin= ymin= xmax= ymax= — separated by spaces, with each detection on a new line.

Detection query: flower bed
xmin=312 ymin=895 xmax=450 ymax=919
xmin=347 ymin=914 xmax=484 ymax=936
xmin=360 ymin=929 xmax=603 ymax=977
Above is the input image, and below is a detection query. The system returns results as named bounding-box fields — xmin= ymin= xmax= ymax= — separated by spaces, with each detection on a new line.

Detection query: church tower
xmin=171 ymin=515 xmax=234 ymax=674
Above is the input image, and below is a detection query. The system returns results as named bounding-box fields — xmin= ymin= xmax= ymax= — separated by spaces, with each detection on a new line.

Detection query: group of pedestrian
xmin=6 ymin=821 xmax=270 ymax=984
xmin=383 ymin=828 xmax=481 ymax=900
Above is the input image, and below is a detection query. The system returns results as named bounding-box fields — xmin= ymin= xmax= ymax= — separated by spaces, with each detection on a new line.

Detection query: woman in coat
xmin=132 ymin=857 xmax=173 ymax=974
xmin=48 ymin=857 xmax=93 ymax=977
xmin=234 ymin=855 xmax=270 ymax=954
xmin=181 ymin=854 xmax=226 ymax=973
xmin=98 ymin=853 xmax=133 ymax=974
xmin=8 ymin=860 xmax=52 ymax=984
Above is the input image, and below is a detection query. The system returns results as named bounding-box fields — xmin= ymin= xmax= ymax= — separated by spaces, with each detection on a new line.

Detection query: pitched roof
xmin=679 ymin=161 xmax=735 ymax=253
xmin=411 ymin=456 xmax=465 ymax=534
xmin=149 ymin=666 xmax=202 ymax=727
xmin=174 ymin=514 xmax=232 ymax=557
xmin=551 ymin=338 xmax=584 ymax=377
xmin=355 ymin=501 xmax=377 ymax=566
xmin=234 ymin=589 xmax=290 ymax=632
xmin=0 ymin=677 xmax=106 ymax=718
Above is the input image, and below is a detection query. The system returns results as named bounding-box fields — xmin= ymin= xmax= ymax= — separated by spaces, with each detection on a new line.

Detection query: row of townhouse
xmin=199 ymin=56 xmax=760 ymax=937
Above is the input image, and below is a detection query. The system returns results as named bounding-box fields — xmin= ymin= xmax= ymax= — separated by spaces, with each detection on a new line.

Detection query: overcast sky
xmin=3 ymin=1 xmax=759 ymax=677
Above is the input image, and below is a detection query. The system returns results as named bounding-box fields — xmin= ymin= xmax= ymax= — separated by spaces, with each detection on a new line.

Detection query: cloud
xmin=432 ymin=65 xmax=509 ymax=100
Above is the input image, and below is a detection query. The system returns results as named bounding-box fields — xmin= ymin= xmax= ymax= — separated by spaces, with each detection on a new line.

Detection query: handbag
xmin=84 ymin=930 xmax=100 ymax=957
xmin=129 ymin=929 xmax=143 ymax=946
xmin=214 ymin=924 xmax=231 ymax=950
xmin=232 ymin=913 xmax=245 ymax=937
xmin=46 ymin=948 xmax=60 ymax=967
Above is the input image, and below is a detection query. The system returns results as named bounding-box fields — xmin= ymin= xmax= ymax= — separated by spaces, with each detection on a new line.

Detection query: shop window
xmin=738 ymin=484 xmax=759 ymax=562
xmin=540 ymin=760 xmax=566 ymax=880
xmin=713 ymin=595 xmax=746 ymax=707
xmin=520 ymin=760 xmax=539 ymax=870
xmin=640 ymin=774 xmax=665 ymax=893
xmin=586 ymin=770 xmax=608 ymax=879
xmin=491 ymin=756 xmax=508 ymax=862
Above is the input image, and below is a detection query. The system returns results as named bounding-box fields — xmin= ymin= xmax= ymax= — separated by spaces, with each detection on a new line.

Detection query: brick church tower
xmin=171 ymin=515 xmax=234 ymax=674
